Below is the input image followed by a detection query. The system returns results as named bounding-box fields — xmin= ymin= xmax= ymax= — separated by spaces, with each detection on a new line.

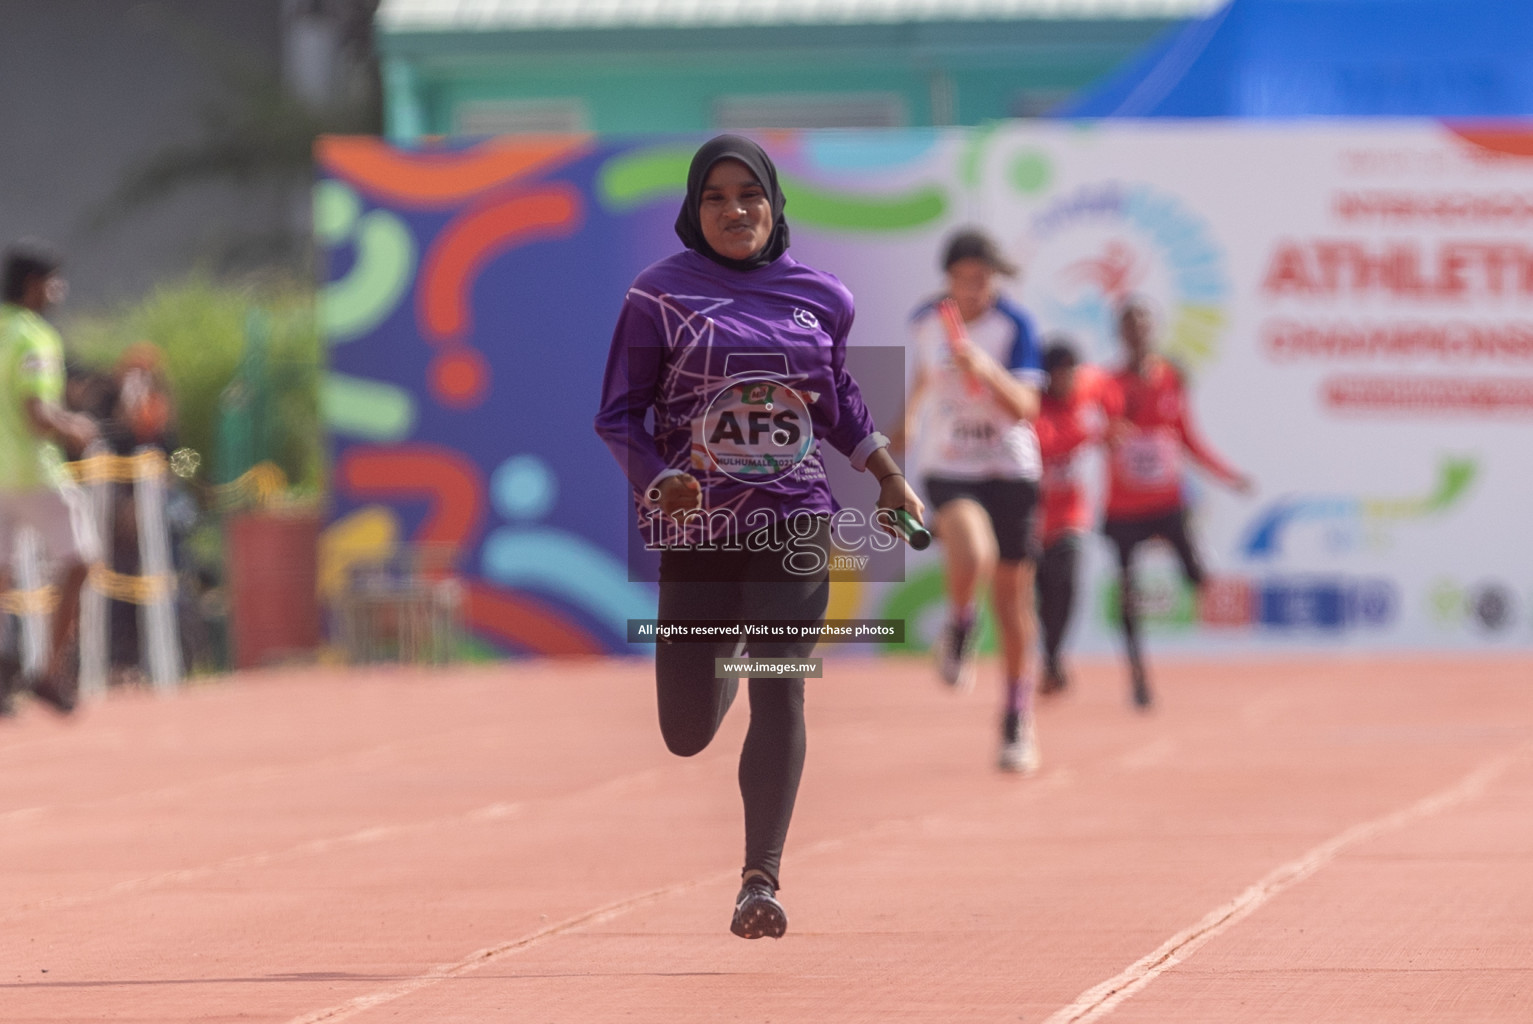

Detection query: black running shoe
xmin=30 ymin=634 xmax=80 ymax=716
xmin=1130 ymin=666 xmax=1153 ymax=711
xmin=730 ymin=875 xmax=787 ymax=940
xmin=1039 ymin=662 xmax=1069 ymax=696
xmin=28 ymin=670 xmax=77 ymax=716
xmin=0 ymin=652 xmax=19 ymax=712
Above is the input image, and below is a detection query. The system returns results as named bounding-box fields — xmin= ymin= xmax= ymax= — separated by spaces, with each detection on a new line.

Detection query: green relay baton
xmin=879 ymin=507 xmax=932 ymax=550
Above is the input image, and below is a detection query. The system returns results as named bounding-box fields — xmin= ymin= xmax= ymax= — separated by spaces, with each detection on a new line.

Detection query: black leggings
xmin=1103 ymin=508 xmax=1205 ymax=674
xmin=1036 ymin=533 xmax=1082 ymax=676
xmin=655 ymin=519 xmax=830 ymax=889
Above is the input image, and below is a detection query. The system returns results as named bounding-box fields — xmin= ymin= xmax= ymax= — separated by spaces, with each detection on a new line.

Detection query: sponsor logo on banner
xmin=1472 ymin=583 xmax=1516 ymax=631
xmin=1427 ymin=578 xmax=1523 ymax=634
xmin=1100 ymin=572 xmax=1397 ymax=633
xmin=1026 ymin=183 xmax=1230 ymax=367
xmin=1256 ymin=576 xmax=1396 ymax=631
xmin=1239 ymin=456 xmax=1477 ymax=559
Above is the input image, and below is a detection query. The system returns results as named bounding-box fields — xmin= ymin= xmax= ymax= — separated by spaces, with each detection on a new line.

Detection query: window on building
xmin=454 ymin=98 xmax=589 ymax=135
xmin=1010 ymin=90 xmax=1076 ymax=119
xmin=714 ymin=93 xmax=907 ymax=130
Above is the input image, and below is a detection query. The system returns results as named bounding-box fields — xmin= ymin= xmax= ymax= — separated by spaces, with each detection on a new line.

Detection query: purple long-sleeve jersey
xmin=595 ymin=249 xmax=887 ymax=545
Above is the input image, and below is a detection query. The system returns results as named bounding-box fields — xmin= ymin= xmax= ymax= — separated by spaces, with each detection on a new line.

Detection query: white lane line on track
xmin=1040 ymin=742 xmax=1530 ymax=1024
xmin=0 ymin=722 xmax=516 ymax=827
xmin=1113 ymin=737 xmax=1177 ymax=772
xmin=2 ymin=764 xmax=299 ymax=829
xmin=281 ymin=873 xmax=733 ymax=1024
xmin=278 ymin=761 xmax=1082 ymax=1024
xmin=2 ymin=802 xmax=524 ymax=921
xmin=1 ymin=764 xmax=669 ymax=922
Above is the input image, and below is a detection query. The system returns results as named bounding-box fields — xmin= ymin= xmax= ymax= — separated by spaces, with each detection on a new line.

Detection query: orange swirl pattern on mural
xmin=339 ymin=444 xmax=486 ymax=552
xmin=336 ymin=436 xmax=604 ymax=656
xmin=464 ymin=582 xmax=605 ymax=656
xmin=315 ymin=135 xmax=593 ymax=206
xmin=417 ymin=186 xmax=583 ymax=344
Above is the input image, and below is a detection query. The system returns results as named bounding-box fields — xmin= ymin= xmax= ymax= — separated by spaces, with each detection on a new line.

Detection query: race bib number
xmin=1040 ymin=453 xmax=1079 ymax=490
xmin=1116 ymin=432 xmax=1178 ymax=488
xmin=942 ymin=410 xmax=1003 ymax=461
xmin=691 ymin=378 xmax=815 ymax=483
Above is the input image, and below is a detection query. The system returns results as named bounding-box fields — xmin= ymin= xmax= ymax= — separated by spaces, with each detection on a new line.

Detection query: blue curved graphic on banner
xmin=481 ymin=527 xmax=657 ymax=636
xmin=1241 ymin=497 xmax=1361 ymax=559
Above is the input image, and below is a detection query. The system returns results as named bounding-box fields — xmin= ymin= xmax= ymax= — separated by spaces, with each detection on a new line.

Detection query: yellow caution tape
xmin=66 ymin=450 xmax=169 ymax=484
xmin=0 ymin=586 xmax=56 ymax=616
xmin=1 ymin=569 xmax=175 ymax=612
xmin=66 ymin=450 xmax=289 ymax=508
xmin=9 ymin=452 xmax=287 ymax=614
xmin=87 ymin=567 xmax=176 ymax=604
xmin=212 ymin=461 xmax=289 ymax=508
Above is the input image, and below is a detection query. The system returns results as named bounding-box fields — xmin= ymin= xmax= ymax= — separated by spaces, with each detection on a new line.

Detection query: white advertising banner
xmin=789 ymin=121 xmax=1533 ymax=653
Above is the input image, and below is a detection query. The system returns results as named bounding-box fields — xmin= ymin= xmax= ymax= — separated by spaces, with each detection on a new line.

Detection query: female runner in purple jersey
xmin=596 ymin=136 xmax=923 ymax=939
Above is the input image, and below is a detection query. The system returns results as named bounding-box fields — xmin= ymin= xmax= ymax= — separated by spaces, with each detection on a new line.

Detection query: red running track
xmin=2 ymin=655 xmax=1530 ymax=1023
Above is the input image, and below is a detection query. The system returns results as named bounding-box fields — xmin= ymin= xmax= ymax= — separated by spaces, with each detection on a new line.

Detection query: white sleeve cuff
xmin=1012 ymin=367 xmax=1048 ymax=389
xmin=848 ymin=431 xmax=890 ymax=472
xmin=643 ymin=468 xmax=687 ymax=507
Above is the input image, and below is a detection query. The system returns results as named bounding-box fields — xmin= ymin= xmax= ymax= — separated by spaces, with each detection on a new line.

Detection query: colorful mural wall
xmin=317 ymin=125 xmax=1533 ymax=655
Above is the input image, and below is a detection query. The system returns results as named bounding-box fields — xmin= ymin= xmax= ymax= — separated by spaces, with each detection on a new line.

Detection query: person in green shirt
xmin=0 ymin=243 xmax=101 ymax=716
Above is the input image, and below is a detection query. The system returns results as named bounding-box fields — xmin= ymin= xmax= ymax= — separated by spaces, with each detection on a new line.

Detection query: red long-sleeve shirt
xmin=1035 ymin=366 xmax=1108 ymax=544
xmin=1101 ymin=358 xmax=1242 ymax=520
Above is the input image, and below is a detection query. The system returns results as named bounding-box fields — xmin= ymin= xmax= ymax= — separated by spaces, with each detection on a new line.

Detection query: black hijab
xmin=674 ymin=135 xmax=790 ymax=271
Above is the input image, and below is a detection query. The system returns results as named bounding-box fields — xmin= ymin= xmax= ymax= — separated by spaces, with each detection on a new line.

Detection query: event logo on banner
xmin=1025 ymin=182 xmax=1229 ymax=369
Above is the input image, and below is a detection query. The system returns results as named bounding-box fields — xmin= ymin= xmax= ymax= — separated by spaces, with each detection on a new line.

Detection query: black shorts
xmin=1101 ymin=506 xmax=1205 ymax=586
xmin=1102 ymin=507 xmax=1187 ymax=551
xmin=923 ymin=476 xmax=1040 ymax=564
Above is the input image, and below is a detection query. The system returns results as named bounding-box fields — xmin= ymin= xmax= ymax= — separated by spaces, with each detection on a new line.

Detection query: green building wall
xmin=379 ymin=19 xmax=1175 ymax=139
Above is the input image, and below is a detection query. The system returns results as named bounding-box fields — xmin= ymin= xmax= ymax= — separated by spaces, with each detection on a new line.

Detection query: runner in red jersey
xmin=1033 ymin=340 xmax=1108 ymax=696
xmin=1100 ymin=299 xmax=1251 ymax=709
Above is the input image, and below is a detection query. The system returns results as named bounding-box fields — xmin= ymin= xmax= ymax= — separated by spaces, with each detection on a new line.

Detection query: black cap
xmin=941 ymin=228 xmax=1017 ymax=276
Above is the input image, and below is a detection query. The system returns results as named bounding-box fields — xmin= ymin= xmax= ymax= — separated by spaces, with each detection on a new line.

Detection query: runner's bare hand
xmin=654 ymin=474 xmax=702 ymax=519
xmin=875 ymin=475 xmax=924 ymax=534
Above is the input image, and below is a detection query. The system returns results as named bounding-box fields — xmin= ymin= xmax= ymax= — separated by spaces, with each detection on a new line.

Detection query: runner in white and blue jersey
xmin=900 ymin=229 xmax=1046 ymax=773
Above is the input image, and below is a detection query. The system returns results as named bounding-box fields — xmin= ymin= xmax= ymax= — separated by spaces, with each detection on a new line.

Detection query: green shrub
xmin=67 ymin=276 xmax=324 ymax=494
